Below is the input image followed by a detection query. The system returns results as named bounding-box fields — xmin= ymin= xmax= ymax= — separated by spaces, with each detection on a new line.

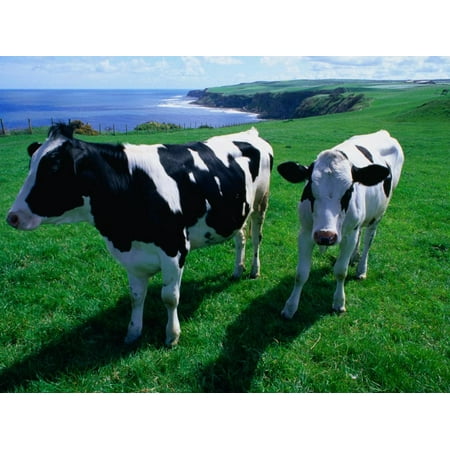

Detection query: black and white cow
xmin=7 ymin=123 xmax=273 ymax=346
xmin=277 ymin=130 xmax=404 ymax=318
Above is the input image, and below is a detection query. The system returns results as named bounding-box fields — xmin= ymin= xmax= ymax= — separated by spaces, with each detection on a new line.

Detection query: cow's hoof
xmin=332 ymin=306 xmax=346 ymax=314
xmin=232 ymin=266 xmax=245 ymax=280
xmin=124 ymin=333 xmax=140 ymax=345
xmin=356 ymin=273 xmax=367 ymax=280
xmin=281 ymin=309 xmax=294 ymax=320
xmin=165 ymin=335 xmax=180 ymax=348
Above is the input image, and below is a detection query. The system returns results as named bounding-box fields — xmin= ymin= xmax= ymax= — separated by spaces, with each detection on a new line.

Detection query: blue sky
xmin=2 ymin=1 xmax=448 ymax=90
xmin=1 ymin=56 xmax=449 ymax=90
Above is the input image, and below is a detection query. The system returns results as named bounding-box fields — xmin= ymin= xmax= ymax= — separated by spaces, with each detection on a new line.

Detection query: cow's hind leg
xmin=249 ymin=192 xmax=269 ymax=279
xmin=125 ymin=273 xmax=149 ymax=344
xmin=356 ymin=222 xmax=379 ymax=280
xmin=232 ymin=228 xmax=246 ymax=279
xmin=160 ymin=256 xmax=184 ymax=347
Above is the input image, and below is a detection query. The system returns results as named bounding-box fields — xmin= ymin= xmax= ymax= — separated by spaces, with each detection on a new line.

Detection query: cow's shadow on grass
xmin=0 ymin=271 xmax=234 ymax=392
xmin=0 ymin=267 xmax=335 ymax=392
xmin=197 ymin=267 xmax=334 ymax=392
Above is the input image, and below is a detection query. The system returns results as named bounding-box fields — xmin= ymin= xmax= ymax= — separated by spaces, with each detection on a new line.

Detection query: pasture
xmin=0 ymin=84 xmax=448 ymax=392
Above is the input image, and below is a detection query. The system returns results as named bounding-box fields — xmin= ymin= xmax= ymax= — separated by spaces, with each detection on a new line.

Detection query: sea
xmin=0 ymin=89 xmax=260 ymax=132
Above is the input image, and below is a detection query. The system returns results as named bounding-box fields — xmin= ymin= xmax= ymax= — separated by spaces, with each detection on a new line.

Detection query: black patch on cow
xmin=233 ymin=141 xmax=260 ymax=181
xmin=341 ymin=184 xmax=354 ymax=212
xmin=301 ymin=182 xmax=315 ymax=211
xmin=355 ymin=145 xmax=374 ymax=163
xmin=352 ymin=164 xmax=390 ymax=186
xmin=158 ymin=142 xmax=250 ymax=240
xmin=383 ymin=165 xmax=392 ymax=197
xmin=337 ymin=150 xmax=349 ymax=160
xmin=26 ymin=142 xmax=85 ymax=217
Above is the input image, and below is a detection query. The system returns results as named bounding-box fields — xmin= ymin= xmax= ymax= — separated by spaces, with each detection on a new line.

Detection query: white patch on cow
xmin=187 ymin=213 xmax=230 ymax=249
xmin=124 ymin=144 xmax=182 ymax=214
xmin=214 ymin=176 xmax=223 ymax=196
xmin=204 ymin=129 xmax=258 ymax=168
xmin=188 ymin=172 xmax=196 ymax=183
xmin=188 ymin=148 xmax=209 ymax=171
xmin=106 ymin=239 xmax=162 ymax=277
xmin=309 ymin=150 xmax=353 ymax=241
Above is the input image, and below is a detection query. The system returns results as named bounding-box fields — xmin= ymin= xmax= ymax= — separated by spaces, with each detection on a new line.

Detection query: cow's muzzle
xmin=6 ymin=210 xmax=42 ymax=230
xmin=314 ymin=230 xmax=338 ymax=246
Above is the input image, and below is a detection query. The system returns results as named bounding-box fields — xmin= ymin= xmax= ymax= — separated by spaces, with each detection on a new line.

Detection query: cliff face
xmin=188 ymin=88 xmax=367 ymax=119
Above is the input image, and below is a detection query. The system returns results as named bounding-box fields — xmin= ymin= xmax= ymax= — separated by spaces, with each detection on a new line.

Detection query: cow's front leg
xmin=333 ymin=230 xmax=359 ymax=312
xmin=125 ymin=273 xmax=149 ymax=344
xmin=281 ymin=230 xmax=314 ymax=319
xmin=356 ymin=222 xmax=378 ymax=280
xmin=160 ymin=256 xmax=184 ymax=347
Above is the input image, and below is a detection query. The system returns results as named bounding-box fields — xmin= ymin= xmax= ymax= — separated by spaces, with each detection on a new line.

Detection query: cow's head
xmin=278 ymin=150 xmax=390 ymax=246
xmin=6 ymin=124 xmax=89 ymax=231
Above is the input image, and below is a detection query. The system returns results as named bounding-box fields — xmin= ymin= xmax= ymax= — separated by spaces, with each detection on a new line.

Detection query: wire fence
xmin=0 ymin=117 xmax=261 ymax=137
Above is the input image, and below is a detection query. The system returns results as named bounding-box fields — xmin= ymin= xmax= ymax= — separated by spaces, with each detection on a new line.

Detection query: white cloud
xmin=180 ymin=56 xmax=205 ymax=77
xmin=203 ymin=56 xmax=242 ymax=65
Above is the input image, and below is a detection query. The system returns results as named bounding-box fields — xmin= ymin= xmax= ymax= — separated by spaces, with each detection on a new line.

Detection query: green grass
xmin=0 ymin=83 xmax=449 ymax=392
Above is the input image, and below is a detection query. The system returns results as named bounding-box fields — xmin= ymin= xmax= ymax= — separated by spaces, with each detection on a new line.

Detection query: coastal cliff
xmin=187 ymin=87 xmax=367 ymax=120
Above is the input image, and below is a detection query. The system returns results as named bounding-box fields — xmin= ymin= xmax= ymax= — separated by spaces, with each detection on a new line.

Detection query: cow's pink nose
xmin=314 ymin=230 xmax=337 ymax=246
xmin=6 ymin=212 xmax=20 ymax=228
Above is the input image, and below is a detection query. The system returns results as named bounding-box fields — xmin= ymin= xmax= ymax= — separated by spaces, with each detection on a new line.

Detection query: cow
xmin=6 ymin=123 xmax=273 ymax=346
xmin=277 ymin=130 xmax=404 ymax=318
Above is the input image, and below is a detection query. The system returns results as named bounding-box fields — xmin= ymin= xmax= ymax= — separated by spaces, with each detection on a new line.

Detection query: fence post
xmin=0 ymin=119 xmax=5 ymax=135
xmin=28 ymin=119 xmax=32 ymax=134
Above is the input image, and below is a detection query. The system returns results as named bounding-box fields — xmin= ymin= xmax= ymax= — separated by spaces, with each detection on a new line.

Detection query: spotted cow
xmin=7 ymin=123 xmax=273 ymax=346
xmin=277 ymin=130 xmax=404 ymax=317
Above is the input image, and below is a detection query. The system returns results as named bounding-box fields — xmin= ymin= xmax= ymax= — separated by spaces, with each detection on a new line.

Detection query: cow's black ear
xmin=27 ymin=142 xmax=41 ymax=157
xmin=352 ymin=164 xmax=390 ymax=186
xmin=277 ymin=161 xmax=310 ymax=183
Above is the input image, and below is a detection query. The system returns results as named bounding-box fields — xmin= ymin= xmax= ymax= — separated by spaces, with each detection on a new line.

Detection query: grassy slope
xmin=0 ymin=83 xmax=448 ymax=392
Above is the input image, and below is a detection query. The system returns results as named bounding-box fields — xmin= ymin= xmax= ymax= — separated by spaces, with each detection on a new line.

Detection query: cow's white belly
xmin=106 ymin=239 xmax=162 ymax=277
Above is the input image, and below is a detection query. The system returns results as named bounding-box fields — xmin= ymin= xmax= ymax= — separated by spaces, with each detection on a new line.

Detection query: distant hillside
xmin=188 ymin=80 xmax=373 ymax=119
xmin=188 ymin=79 xmax=449 ymax=121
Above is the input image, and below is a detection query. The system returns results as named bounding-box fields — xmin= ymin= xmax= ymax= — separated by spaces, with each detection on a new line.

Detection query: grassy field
xmin=0 ymin=83 xmax=448 ymax=392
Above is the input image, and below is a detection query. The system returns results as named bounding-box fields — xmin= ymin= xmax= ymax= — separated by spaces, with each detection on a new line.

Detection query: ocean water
xmin=0 ymin=89 xmax=260 ymax=132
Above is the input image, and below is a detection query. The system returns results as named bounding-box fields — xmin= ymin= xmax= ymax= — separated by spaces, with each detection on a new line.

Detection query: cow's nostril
xmin=314 ymin=231 xmax=337 ymax=246
xmin=6 ymin=212 xmax=19 ymax=228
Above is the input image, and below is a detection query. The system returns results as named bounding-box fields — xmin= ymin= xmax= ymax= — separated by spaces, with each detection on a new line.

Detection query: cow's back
xmin=124 ymin=128 xmax=272 ymax=250
xmin=335 ymin=130 xmax=404 ymax=189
